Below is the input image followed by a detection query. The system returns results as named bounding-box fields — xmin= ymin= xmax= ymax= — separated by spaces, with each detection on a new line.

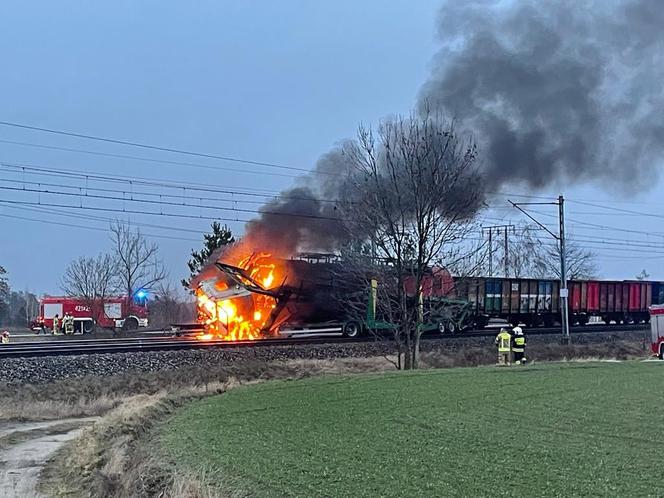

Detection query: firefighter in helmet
xmin=52 ymin=314 xmax=61 ymax=335
xmin=1 ymin=330 xmax=9 ymax=344
xmin=495 ymin=327 xmax=512 ymax=366
xmin=64 ymin=312 xmax=74 ymax=335
xmin=512 ymin=326 xmax=527 ymax=365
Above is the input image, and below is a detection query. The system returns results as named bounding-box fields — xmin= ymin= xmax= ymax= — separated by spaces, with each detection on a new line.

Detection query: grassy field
xmin=161 ymin=361 xmax=664 ymax=497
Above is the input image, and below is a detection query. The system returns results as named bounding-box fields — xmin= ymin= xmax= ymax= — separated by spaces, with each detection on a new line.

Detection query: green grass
xmin=161 ymin=361 xmax=664 ymax=497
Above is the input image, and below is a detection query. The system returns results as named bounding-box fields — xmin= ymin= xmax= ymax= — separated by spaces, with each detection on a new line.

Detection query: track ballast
xmin=0 ymin=323 xmax=648 ymax=359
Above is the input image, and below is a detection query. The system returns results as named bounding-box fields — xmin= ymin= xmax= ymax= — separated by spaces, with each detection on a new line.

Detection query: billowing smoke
xmin=208 ymin=0 xmax=664 ymax=271
xmin=418 ymin=0 xmax=664 ymax=190
xmin=223 ymin=144 xmax=352 ymax=261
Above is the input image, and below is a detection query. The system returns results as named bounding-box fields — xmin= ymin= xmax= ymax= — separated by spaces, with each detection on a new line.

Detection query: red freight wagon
xmin=568 ymin=280 xmax=651 ymax=324
xmin=35 ymin=296 xmax=148 ymax=333
xmin=403 ymin=267 xmax=455 ymax=298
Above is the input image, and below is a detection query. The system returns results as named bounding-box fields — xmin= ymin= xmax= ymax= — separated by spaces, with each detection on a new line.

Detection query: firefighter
xmin=1 ymin=330 xmax=9 ymax=344
xmin=64 ymin=313 xmax=74 ymax=335
xmin=495 ymin=327 xmax=512 ymax=366
xmin=512 ymin=326 xmax=527 ymax=365
xmin=52 ymin=314 xmax=61 ymax=335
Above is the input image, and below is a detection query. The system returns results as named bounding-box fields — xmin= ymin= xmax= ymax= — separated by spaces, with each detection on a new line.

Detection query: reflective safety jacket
xmin=53 ymin=317 xmax=60 ymax=329
xmin=495 ymin=331 xmax=512 ymax=352
xmin=512 ymin=335 xmax=527 ymax=352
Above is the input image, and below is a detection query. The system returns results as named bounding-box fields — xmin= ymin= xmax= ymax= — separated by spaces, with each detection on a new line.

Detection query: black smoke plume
xmin=418 ymin=0 xmax=664 ymax=190
xmin=226 ymin=144 xmax=352 ymax=258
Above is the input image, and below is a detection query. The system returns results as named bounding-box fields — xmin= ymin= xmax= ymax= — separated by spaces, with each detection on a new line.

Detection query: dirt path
xmin=0 ymin=418 xmax=96 ymax=498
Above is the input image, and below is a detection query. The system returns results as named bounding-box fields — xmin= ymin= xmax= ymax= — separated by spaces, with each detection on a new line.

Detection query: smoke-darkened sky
xmin=419 ymin=0 xmax=664 ymax=191
xmin=1 ymin=0 xmax=663 ymax=294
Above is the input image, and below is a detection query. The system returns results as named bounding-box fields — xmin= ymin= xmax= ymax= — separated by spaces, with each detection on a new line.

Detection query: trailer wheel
xmin=446 ymin=321 xmax=457 ymax=334
xmin=342 ymin=322 xmax=361 ymax=338
xmin=122 ymin=317 xmax=139 ymax=331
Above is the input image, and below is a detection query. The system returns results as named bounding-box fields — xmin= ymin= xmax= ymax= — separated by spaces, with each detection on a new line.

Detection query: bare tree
xmin=110 ymin=221 xmax=168 ymax=302
xmin=636 ymin=269 xmax=650 ymax=281
xmin=60 ymin=253 xmax=118 ymax=325
xmin=484 ymin=224 xmax=546 ymax=278
xmin=531 ymin=238 xmax=598 ymax=280
xmin=0 ymin=266 xmax=8 ymax=323
xmin=483 ymin=224 xmax=598 ymax=280
xmin=148 ymin=282 xmax=195 ymax=328
xmin=339 ymin=112 xmax=484 ymax=369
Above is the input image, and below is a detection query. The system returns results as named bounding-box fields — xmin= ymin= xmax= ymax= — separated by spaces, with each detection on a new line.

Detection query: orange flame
xmin=196 ymin=253 xmax=281 ymax=341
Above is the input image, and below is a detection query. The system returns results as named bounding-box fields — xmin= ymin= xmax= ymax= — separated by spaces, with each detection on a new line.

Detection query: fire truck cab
xmin=648 ymin=304 xmax=664 ymax=359
xmin=35 ymin=296 xmax=148 ymax=333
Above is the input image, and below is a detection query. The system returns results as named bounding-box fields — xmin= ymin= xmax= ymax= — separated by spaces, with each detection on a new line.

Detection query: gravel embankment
xmin=2 ymin=329 xmax=651 ymax=385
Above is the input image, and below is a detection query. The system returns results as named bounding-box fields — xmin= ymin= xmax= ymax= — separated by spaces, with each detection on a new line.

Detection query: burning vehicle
xmin=186 ymin=249 xmax=476 ymax=341
xmin=191 ymin=253 xmax=364 ymax=340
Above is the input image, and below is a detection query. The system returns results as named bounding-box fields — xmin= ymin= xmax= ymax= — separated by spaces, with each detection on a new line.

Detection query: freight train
xmin=192 ymin=253 xmax=663 ymax=339
xmin=276 ymin=261 xmax=664 ymax=331
xmin=454 ymin=277 xmax=663 ymax=328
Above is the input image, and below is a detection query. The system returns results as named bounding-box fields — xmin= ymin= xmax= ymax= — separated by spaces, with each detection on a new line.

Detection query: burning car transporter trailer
xmin=172 ymin=257 xmax=475 ymax=340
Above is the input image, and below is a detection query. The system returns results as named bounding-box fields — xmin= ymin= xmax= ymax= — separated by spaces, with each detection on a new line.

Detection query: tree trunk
xmin=411 ymin=288 xmax=424 ymax=369
xmin=395 ymin=332 xmax=403 ymax=370
xmin=412 ymin=330 xmax=422 ymax=369
xmin=403 ymin=329 xmax=413 ymax=370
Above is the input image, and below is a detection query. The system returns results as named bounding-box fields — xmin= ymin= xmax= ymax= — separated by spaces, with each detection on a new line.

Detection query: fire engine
xmin=33 ymin=296 xmax=148 ymax=333
xmin=648 ymin=304 xmax=664 ymax=359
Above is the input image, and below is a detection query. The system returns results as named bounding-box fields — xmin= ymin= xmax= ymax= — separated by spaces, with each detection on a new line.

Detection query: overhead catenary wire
xmin=0 ymin=184 xmax=345 ymax=222
xmin=0 ymin=211 xmax=200 ymax=242
xmin=0 ymin=138 xmax=300 ymax=179
xmin=2 ymin=202 xmax=209 ymax=235
xmin=0 ymin=198 xmax=256 ymax=223
xmin=3 ymin=179 xmax=663 ymax=251
xmin=0 ymin=161 xmax=344 ymax=204
xmin=0 ymin=120 xmax=320 ymax=175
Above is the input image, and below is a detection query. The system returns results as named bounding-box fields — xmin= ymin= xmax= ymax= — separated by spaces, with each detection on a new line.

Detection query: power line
xmin=0 ymin=120 xmax=317 ymax=174
xmin=2 ymin=202 xmax=208 ymax=235
xmin=0 ymin=198 xmax=254 ymax=223
xmin=0 ymin=161 xmax=343 ymax=204
xmin=0 ymin=211 xmax=199 ymax=242
xmin=568 ymin=199 xmax=664 ymax=220
xmin=0 ymin=138 xmax=300 ymax=179
xmin=526 ymin=208 xmax=664 ymax=238
xmin=0 ymin=176 xmax=271 ymax=207
xmin=0 ymin=184 xmax=345 ymax=222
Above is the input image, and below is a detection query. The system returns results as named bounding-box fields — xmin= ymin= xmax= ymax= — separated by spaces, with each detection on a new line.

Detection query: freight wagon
xmin=453 ymin=277 xmax=664 ymax=327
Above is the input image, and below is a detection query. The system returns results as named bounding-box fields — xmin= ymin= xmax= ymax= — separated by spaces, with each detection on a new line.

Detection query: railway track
xmin=0 ymin=324 xmax=648 ymax=358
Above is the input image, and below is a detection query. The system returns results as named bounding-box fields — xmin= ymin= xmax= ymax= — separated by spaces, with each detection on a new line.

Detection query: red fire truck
xmin=33 ymin=296 xmax=148 ymax=333
xmin=648 ymin=304 xmax=664 ymax=359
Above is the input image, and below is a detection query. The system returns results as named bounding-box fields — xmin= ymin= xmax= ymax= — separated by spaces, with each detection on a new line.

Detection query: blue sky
xmin=1 ymin=0 xmax=662 ymax=294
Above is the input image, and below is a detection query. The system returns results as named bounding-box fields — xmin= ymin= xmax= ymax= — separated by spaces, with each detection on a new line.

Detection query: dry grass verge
xmin=37 ymin=358 xmax=396 ymax=497
xmin=40 ymin=378 xmax=270 ymax=498
xmin=0 ymin=356 xmax=391 ymax=423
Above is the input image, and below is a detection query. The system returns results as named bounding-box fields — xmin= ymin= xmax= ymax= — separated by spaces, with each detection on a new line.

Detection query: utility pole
xmin=559 ymin=195 xmax=570 ymax=344
xmin=482 ymin=225 xmax=515 ymax=277
xmin=509 ymin=196 xmax=570 ymax=344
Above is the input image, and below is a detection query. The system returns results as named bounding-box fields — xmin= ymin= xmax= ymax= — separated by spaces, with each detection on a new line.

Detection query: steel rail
xmin=0 ymin=324 xmax=648 ymax=359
